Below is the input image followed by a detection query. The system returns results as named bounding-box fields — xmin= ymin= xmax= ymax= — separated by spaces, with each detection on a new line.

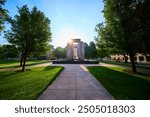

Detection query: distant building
xmin=110 ymin=53 xmax=150 ymax=62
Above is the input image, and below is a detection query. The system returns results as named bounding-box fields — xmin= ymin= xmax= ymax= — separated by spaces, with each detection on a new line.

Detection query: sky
xmin=0 ymin=0 xmax=104 ymax=48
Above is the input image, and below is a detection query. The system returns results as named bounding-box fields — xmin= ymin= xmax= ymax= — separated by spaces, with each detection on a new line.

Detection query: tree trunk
xmin=22 ymin=51 xmax=27 ymax=71
xmin=129 ymin=52 xmax=136 ymax=72
xmin=20 ymin=51 xmax=24 ymax=66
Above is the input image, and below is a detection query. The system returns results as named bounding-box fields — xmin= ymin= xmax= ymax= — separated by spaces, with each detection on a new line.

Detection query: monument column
xmin=66 ymin=42 xmax=73 ymax=60
xmin=77 ymin=41 xmax=84 ymax=61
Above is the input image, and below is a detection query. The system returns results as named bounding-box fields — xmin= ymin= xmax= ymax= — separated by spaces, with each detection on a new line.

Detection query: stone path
xmin=38 ymin=64 xmax=114 ymax=100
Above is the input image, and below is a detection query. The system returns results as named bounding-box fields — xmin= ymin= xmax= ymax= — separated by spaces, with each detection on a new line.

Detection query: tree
xmin=0 ymin=44 xmax=19 ymax=59
xmin=31 ymin=43 xmax=52 ymax=59
xmin=99 ymin=0 xmax=149 ymax=72
xmin=95 ymin=23 xmax=111 ymax=60
xmin=47 ymin=44 xmax=54 ymax=59
xmin=84 ymin=43 xmax=90 ymax=59
xmin=89 ymin=41 xmax=97 ymax=59
xmin=0 ymin=44 xmax=5 ymax=59
xmin=5 ymin=5 xmax=52 ymax=71
xmin=135 ymin=1 xmax=150 ymax=54
xmin=0 ymin=0 xmax=8 ymax=33
xmin=53 ymin=47 xmax=66 ymax=59
xmin=95 ymin=23 xmax=123 ymax=61
xmin=95 ymin=36 xmax=111 ymax=61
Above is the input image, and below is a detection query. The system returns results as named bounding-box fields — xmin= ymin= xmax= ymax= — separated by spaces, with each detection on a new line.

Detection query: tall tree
xmin=89 ymin=41 xmax=97 ymax=59
xmin=95 ymin=23 xmax=123 ymax=61
xmin=0 ymin=0 xmax=8 ymax=33
xmin=99 ymin=0 xmax=149 ymax=72
xmin=84 ymin=42 xmax=90 ymax=59
xmin=135 ymin=0 xmax=150 ymax=54
xmin=5 ymin=5 xmax=52 ymax=71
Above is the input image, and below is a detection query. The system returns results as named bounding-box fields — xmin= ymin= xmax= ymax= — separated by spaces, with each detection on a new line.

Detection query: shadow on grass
xmin=123 ymin=69 xmax=149 ymax=76
xmin=0 ymin=60 xmax=50 ymax=69
xmin=88 ymin=66 xmax=150 ymax=100
xmin=0 ymin=66 xmax=60 ymax=79
xmin=25 ymin=60 xmax=50 ymax=66
xmin=0 ymin=65 xmax=20 ymax=69
xmin=0 ymin=70 xmax=24 ymax=78
xmin=101 ymin=61 xmax=150 ymax=70
xmin=0 ymin=65 xmax=64 ymax=100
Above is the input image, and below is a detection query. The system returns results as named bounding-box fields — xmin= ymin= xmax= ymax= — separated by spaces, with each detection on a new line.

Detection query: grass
xmin=0 ymin=66 xmax=64 ymax=100
xmin=87 ymin=66 xmax=150 ymax=100
xmin=0 ymin=59 xmax=51 ymax=69
xmin=101 ymin=61 xmax=150 ymax=70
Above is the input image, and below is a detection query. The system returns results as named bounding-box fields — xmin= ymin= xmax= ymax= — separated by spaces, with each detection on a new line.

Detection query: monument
xmin=66 ymin=39 xmax=84 ymax=61
xmin=53 ymin=39 xmax=98 ymax=64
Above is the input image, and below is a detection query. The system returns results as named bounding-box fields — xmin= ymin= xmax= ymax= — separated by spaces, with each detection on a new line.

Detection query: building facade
xmin=111 ymin=53 xmax=150 ymax=62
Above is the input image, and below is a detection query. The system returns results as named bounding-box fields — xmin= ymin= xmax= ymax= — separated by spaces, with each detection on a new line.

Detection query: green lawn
xmin=87 ymin=66 xmax=150 ymax=100
xmin=0 ymin=60 xmax=51 ymax=69
xmin=0 ymin=66 xmax=64 ymax=100
xmin=101 ymin=61 xmax=150 ymax=70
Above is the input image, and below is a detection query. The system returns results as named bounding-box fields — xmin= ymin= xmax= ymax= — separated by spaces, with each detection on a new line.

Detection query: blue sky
xmin=0 ymin=0 xmax=104 ymax=47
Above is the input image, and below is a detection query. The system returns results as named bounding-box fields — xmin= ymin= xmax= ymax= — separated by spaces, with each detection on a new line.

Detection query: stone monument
xmin=66 ymin=39 xmax=84 ymax=61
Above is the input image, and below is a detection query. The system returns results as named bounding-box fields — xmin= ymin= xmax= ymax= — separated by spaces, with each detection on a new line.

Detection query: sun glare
xmin=55 ymin=28 xmax=86 ymax=47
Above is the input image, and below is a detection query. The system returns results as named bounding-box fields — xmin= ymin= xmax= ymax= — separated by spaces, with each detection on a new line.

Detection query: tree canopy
xmin=53 ymin=47 xmax=66 ymax=59
xmin=0 ymin=44 xmax=19 ymax=59
xmin=0 ymin=0 xmax=8 ymax=33
xmin=5 ymin=5 xmax=52 ymax=71
xmin=96 ymin=0 xmax=150 ymax=72
xmin=84 ymin=41 xmax=97 ymax=59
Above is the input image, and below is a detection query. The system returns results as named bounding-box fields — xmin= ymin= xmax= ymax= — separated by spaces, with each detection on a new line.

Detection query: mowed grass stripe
xmin=87 ymin=66 xmax=150 ymax=100
xmin=0 ymin=60 xmax=51 ymax=69
xmin=0 ymin=66 xmax=64 ymax=100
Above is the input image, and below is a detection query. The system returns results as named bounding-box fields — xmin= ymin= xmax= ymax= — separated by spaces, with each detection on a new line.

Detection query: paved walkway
xmin=38 ymin=64 xmax=114 ymax=100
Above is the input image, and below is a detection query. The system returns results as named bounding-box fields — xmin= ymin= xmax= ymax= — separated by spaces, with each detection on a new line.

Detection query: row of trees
xmin=0 ymin=44 xmax=19 ymax=59
xmin=51 ymin=41 xmax=97 ymax=60
xmin=84 ymin=41 xmax=97 ymax=59
xmin=53 ymin=47 xmax=66 ymax=59
xmin=1 ymin=1 xmax=52 ymax=71
xmin=95 ymin=0 xmax=150 ymax=72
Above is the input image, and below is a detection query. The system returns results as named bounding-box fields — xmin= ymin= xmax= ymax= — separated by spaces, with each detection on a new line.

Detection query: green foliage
xmin=96 ymin=0 xmax=150 ymax=72
xmin=53 ymin=47 xmax=66 ymax=59
xmin=0 ymin=0 xmax=8 ymax=33
xmin=84 ymin=41 xmax=97 ymax=59
xmin=0 ymin=66 xmax=64 ymax=99
xmin=84 ymin=43 xmax=90 ymax=59
xmin=4 ymin=5 xmax=52 ymax=71
xmin=89 ymin=41 xmax=97 ymax=59
xmin=103 ymin=0 xmax=150 ymax=53
xmin=31 ymin=44 xmax=51 ymax=59
xmin=134 ymin=1 xmax=150 ymax=54
xmin=88 ymin=66 xmax=150 ymax=99
xmin=0 ymin=44 xmax=19 ymax=59
xmin=95 ymin=23 xmax=119 ymax=59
